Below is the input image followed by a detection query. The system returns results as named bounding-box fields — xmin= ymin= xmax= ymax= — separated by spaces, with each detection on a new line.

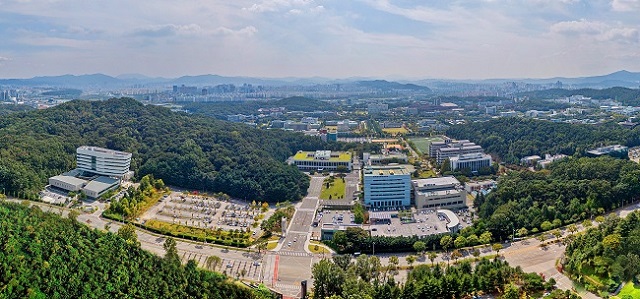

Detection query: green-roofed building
xmin=292 ymin=150 xmax=352 ymax=171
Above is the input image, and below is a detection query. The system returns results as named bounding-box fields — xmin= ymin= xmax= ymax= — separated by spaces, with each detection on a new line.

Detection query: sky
xmin=0 ymin=0 xmax=639 ymax=79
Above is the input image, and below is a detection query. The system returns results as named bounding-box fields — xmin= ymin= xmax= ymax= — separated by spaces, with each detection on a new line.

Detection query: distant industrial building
xmin=449 ymin=153 xmax=492 ymax=172
xmin=412 ymin=177 xmax=467 ymax=210
xmin=367 ymin=103 xmax=389 ymax=114
xmin=537 ymin=154 xmax=568 ymax=168
xmin=363 ymin=165 xmax=411 ymax=209
xmin=292 ymin=150 xmax=352 ymax=171
xmin=77 ymin=146 xmax=133 ymax=178
xmin=586 ymin=145 xmax=628 ymax=158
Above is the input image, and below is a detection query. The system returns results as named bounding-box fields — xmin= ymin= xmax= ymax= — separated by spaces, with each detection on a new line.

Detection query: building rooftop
xmin=437 ymin=209 xmax=460 ymax=230
xmin=363 ymin=165 xmax=410 ymax=176
xmin=412 ymin=176 xmax=461 ymax=188
xmin=293 ymin=150 xmax=352 ymax=162
xmin=587 ymin=145 xmax=628 ymax=156
xmin=83 ymin=176 xmax=119 ymax=194
xmin=50 ymin=175 xmax=88 ymax=186
xmin=77 ymin=146 xmax=132 ymax=157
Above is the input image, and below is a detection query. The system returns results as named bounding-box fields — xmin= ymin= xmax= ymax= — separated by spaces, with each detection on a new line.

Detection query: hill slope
xmin=0 ymin=98 xmax=330 ymax=201
xmin=0 ymin=202 xmax=257 ymax=299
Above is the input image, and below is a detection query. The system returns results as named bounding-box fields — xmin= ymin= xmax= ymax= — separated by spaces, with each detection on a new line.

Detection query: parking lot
xmin=143 ymin=192 xmax=271 ymax=235
xmin=40 ymin=188 xmax=72 ymax=205
xmin=369 ymin=208 xmax=473 ymax=238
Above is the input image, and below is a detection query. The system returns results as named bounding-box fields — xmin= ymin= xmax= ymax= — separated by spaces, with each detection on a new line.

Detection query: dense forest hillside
xmin=446 ymin=118 xmax=640 ymax=162
xmin=0 ymin=104 xmax=34 ymax=116
xmin=0 ymin=98 xmax=333 ymax=201
xmin=518 ymin=87 xmax=640 ymax=106
xmin=181 ymin=96 xmax=335 ymax=120
xmin=0 ymin=202 xmax=259 ymax=299
xmin=564 ymin=211 xmax=640 ymax=294
xmin=475 ymin=157 xmax=640 ymax=240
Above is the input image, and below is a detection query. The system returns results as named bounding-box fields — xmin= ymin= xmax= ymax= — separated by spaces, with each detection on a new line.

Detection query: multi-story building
xmin=449 ymin=153 xmax=492 ymax=172
xmin=367 ymin=103 xmax=389 ymax=114
xmin=363 ymin=165 xmax=411 ymax=209
xmin=437 ymin=144 xmax=483 ymax=164
xmin=292 ymin=150 xmax=352 ymax=171
xmin=412 ymin=177 xmax=467 ymax=210
xmin=76 ymin=146 xmax=132 ymax=178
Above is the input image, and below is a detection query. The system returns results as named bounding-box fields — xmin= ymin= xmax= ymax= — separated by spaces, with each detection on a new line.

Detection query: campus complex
xmin=48 ymin=146 xmax=133 ymax=199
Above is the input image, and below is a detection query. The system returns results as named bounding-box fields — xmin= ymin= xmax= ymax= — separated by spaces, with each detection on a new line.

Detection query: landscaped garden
xmin=320 ymin=175 xmax=346 ymax=200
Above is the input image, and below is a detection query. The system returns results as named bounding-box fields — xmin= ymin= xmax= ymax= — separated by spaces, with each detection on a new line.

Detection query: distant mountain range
xmin=0 ymin=70 xmax=638 ymax=89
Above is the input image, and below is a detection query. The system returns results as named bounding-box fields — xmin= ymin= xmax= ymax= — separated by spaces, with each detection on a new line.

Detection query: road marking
xmin=273 ymin=255 xmax=280 ymax=285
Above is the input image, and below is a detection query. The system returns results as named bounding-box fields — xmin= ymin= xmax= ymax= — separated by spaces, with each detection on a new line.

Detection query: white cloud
xmin=0 ymin=56 xmax=9 ymax=61
xmin=244 ymin=0 xmax=319 ymax=13
xmin=611 ymin=0 xmax=640 ymax=11
xmin=132 ymin=24 xmax=256 ymax=38
xmin=550 ymin=19 xmax=639 ymax=43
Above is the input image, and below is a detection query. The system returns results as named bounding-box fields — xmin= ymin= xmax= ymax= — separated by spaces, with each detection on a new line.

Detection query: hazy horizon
xmin=1 ymin=0 xmax=639 ymax=79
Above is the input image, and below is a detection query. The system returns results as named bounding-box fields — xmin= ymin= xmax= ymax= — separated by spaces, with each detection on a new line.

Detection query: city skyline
xmin=1 ymin=0 xmax=639 ymax=79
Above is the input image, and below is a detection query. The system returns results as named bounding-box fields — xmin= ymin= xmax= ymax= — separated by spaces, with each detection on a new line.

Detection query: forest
xmin=181 ymin=96 xmax=336 ymax=120
xmin=0 ymin=201 xmax=267 ymax=299
xmin=312 ymin=254 xmax=554 ymax=299
xmin=0 ymin=97 xmax=337 ymax=202
xmin=563 ymin=211 xmax=640 ymax=296
xmin=473 ymin=157 xmax=640 ymax=240
xmin=446 ymin=118 xmax=640 ymax=163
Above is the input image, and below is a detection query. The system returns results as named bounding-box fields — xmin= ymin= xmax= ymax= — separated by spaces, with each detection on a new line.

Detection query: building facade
xmin=76 ymin=146 xmax=132 ymax=177
xmin=450 ymin=153 xmax=492 ymax=172
xmin=292 ymin=150 xmax=352 ymax=171
xmin=363 ymin=165 xmax=411 ymax=209
xmin=413 ymin=177 xmax=467 ymax=210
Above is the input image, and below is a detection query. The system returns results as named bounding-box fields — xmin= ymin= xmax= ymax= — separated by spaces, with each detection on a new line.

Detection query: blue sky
xmin=0 ymin=0 xmax=639 ymax=79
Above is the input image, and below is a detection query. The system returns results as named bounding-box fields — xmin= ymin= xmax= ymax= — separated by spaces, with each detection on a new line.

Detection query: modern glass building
xmin=363 ymin=165 xmax=411 ymax=209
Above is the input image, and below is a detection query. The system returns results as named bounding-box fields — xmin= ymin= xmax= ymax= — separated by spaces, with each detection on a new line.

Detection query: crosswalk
xmin=276 ymin=251 xmax=312 ymax=257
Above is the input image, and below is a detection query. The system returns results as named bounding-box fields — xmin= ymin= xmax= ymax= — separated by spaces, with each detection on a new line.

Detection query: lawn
xmin=267 ymin=241 xmax=278 ymax=250
xmin=409 ymin=137 xmax=443 ymax=156
xmin=418 ymin=169 xmax=437 ymax=178
xmin=308 ymin=243 xmax=331 ymax=254
xmin=320 ymin=177 xmax=346 ymax=200
xmin=382 ymin=127 xmax=408 ymax=135
xmin=612 ymin=282 xmax=640 ymax=299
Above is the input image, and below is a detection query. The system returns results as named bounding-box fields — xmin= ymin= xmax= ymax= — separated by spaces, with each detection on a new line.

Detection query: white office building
xmin=450 ymin=153 xmax=492 ymax=172
xmin=413 ymin=177 xmax=467 ymax=210
xmin=76 ymin=146 xmax=132 ymax=177
xmin=363 ymin=165 xmax=411 ymax=209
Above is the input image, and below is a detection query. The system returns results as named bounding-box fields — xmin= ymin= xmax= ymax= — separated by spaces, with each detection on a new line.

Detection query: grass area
xmin=612 ymin=282 xmax=640 ymax=299
xmin=308 ymin=243 xmax=331 ymax=254
xmin=382 ymin=127 xmax=408 ymax=135
xmin=267 ymin=241 xmax=278 ymax=250
xmin=580 ymin=265 xmax=606 ymax=288
xmin=417 ymin=169 xmax=437 ymax=178
xmin=143 ymin=219 xmax=251 ymax=247
xmin=320 ymin=177 xmax=346 ymax=200
xmin=409 ymin=136 xmax=443 ymax=156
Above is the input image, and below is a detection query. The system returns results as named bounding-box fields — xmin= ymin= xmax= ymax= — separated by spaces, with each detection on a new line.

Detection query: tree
xmin=479 ymin=231 xmax=492 ymax=247
xmin=388 ymin=256 xmax=399 ymax=274
xmin=602 ymin=233 xmax=622 ymax=252
xmin=492 ymin=243 xmax=503 ymax=256
xmin=163 ymin=237 xmax=180 ymax=265
xmin=68 ymin=210 xmax=79 ymax=222
xmin=428 ymin=252 xmax=438 ymax=265
xmin=472 ymin=249 xmax=481 ymax=258
xmin=517 ymin=227 xmax=528 ymax=238
xmin=551 ymin=229 xmax=562 ymax=242
xmin=413 ymin=241 xmax=426 ymax=255
xmin=582 ymin=219 xmax=593 ymax=228
xmin=454 ymin=236 xmax=467 ymax=250
xmin=440 ymin=235 xmax=453 ymax=253
xmin=567 ymin=224 xmax=578 ymax=235
xmin=405 ymin=255 xmax=416 ymax=268
xmin=117 ymin=223 xmax=139 ymax=246
xmin=333 ymin=254 xmax=352 ymax=271
xmin=466 ymin=234 xmax=479 ymax=246
xmin=502 ymin=283 xmax=520 ymax=299
xmin=206 ymin=255 xmax=221 ymax=270
xmin=450 ymin=249 xmax=462 ymax=263
xmin=595 ymin=216 xmax=606 ymax=224
xmin=540 ymin=221 xmax=553 ymax=231
xmin=312 ymin=259 xmax=345 ymax=299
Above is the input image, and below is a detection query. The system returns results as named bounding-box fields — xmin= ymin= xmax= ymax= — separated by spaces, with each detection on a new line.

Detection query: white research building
xmin=76 ymin=146 xmax=132 ymax=178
